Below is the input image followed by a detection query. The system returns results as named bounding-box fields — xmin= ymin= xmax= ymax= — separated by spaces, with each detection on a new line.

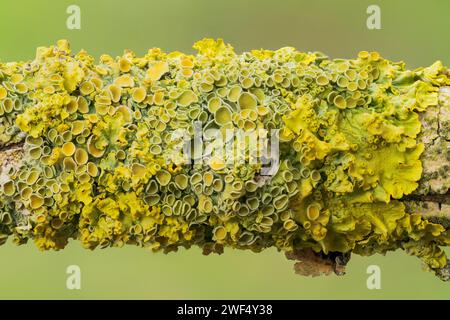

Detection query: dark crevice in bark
xmin=402 ymin=192 xmax=450 ymax=205
xmin=0 ymin=141 xmax=24 ymax=153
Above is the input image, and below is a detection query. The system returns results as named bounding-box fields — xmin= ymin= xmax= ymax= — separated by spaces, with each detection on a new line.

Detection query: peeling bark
xmin=286 ymin=249 xmax=350 ymax=277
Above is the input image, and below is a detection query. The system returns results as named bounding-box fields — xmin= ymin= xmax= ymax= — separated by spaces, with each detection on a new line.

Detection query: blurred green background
xmin=0 ymin=0 xmax=449 ymax=299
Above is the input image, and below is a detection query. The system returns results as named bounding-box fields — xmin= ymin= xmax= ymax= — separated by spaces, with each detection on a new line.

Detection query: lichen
xmin=0 ymin=39 xmax=449 ymax=279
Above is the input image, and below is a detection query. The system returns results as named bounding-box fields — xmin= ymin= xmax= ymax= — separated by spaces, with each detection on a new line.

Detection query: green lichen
xmin=0 ymin=39 xmax=449 ymax=279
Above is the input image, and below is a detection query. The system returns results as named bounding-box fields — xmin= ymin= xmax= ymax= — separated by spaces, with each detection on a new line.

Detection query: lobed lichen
xmin=0 ymin=39 xmax=449 ymax=279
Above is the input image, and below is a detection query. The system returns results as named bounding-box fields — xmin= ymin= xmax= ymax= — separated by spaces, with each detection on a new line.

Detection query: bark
xmin=404 ymin=86 xmax=450 ymax=224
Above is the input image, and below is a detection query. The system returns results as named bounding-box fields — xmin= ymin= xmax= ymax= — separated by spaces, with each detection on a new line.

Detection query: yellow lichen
xmin=0 ymin=39 xmax=448 ymax=280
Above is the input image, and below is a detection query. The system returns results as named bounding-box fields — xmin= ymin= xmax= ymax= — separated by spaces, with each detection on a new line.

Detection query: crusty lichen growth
xmin=0 ymin=39 xmax=449 ymax=280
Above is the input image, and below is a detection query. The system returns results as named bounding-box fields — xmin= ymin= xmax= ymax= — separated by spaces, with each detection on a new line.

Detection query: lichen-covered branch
xmin=0 ymin=39 xmax=449 ymax=280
